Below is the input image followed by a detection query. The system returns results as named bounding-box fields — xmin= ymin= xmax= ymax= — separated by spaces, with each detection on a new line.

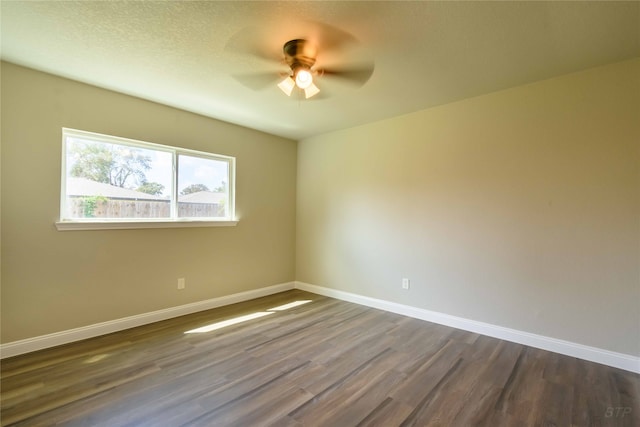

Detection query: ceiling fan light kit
xmin=277 ymin=76 xmax=296 ymax=96
xmin=303 ymin=82 xmax=320 ymax=99
xmin=295 ymin=68 xmax=313 ymax=89
xmin=278 ymin=39 xmax=321 ymax=99
xmin=278 ymin=74 xmax=320 ymax=99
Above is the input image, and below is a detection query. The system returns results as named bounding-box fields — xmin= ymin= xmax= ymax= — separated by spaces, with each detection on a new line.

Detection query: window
xmin=57 ymin=128 xmax=236 ymax=230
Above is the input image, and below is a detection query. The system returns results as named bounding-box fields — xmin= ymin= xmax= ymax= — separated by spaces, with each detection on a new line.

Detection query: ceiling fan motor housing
xmin=283 ymin=39 xmax=317 ymax=74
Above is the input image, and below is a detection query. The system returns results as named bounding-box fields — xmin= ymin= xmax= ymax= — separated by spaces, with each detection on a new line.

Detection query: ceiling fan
xmin=277 ymin=39 xmax=322 ymax=99
xmin=227 ymin=23 xmax=375 ymax=99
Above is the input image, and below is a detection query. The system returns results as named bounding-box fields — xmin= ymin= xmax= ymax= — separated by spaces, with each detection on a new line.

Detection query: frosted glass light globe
xmin=295 ymin=69 xmax=313 ymax=89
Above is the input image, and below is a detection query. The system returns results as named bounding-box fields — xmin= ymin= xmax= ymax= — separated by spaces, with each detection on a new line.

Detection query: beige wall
xmin=297 ymin=59 xmax=640 ymax=356
xmin=3 ymin=59 xmax=638 ymax=357
xmin=1 ymin=62 xmax=297 ymax=343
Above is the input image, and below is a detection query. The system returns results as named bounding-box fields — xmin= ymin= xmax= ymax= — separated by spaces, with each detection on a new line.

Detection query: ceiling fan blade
xmin=320 ymin=63 xmax=375 ymax=86
xmin=225 ymin=27 xmax=282 ymax=63
xmin=305 ymin=21 xmax=360 ymax=55
xmin=232 ymin=72 xmax=282 ymax=90
xmin=288 ymin=86 xmax=331 ymax=101
xmin=306 ymin=89 xmax=331 ymax=101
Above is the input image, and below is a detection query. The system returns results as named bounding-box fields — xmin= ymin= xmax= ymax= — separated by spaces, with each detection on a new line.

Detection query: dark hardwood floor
xmin=1 ymin=290 xmax=638 ymax=426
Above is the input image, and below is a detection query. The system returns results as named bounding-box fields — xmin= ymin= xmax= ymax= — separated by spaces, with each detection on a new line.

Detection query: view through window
xmin=61 ymin=128 xmax=235 ymax=222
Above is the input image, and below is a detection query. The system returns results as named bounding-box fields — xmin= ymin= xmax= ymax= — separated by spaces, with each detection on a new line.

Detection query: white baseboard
xmin=4 ymin=280 xmax=638 ymax=374
xmin=0 ymin=282 xmax=295 ymax=359
xmin=295 ymin=281 xmax=640 ymax=374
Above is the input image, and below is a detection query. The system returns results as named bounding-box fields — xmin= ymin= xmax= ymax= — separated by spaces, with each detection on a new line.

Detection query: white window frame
xmin=56 ymin=128 xmax=237 ymax=231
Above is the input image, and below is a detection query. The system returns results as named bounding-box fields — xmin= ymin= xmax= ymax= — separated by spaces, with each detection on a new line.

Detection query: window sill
xmin=55 ymin=219 xmax=239 ymax=231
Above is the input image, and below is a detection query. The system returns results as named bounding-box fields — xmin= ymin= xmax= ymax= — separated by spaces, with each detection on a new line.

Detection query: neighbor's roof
xmin=66 ymin=177 xmax=167 ymax=201
xmin=66 ymin=177 xmax=225 ymax=203
xmin=178 ymin=191 xmax=226 ymax=204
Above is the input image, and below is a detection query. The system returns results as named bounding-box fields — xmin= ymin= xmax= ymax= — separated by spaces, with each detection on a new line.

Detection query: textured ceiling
xmin=2 ymin=1 xmax=639 ymax=140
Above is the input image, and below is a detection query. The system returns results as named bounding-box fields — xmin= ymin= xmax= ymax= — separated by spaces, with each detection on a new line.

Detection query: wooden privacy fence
xmin=68 ymin=198 xmax=224 ymax=218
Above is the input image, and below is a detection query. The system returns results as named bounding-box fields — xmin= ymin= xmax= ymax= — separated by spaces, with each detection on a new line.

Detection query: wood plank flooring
xmin=1 ymin=290 xmax=638 ymax=426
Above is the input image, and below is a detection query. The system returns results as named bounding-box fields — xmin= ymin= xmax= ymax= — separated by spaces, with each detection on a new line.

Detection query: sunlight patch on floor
xmin=185 ymin=312 xmax=275 ymax=334
xmin=83 ymin=354 xmax=110 ymax=364
xmin=184 ymin=300 xmax=313 ymax=334
xmin=267 ymin=300 xmax=312 ymax=311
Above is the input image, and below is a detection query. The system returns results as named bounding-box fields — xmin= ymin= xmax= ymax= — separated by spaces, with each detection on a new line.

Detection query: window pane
xmin=61 ymin=128 xmax=235 ymax=224
xmin=177 ymin=154 xmax=229 ymax=219
xmin=65 ymin=138 xmax=172 ymax=219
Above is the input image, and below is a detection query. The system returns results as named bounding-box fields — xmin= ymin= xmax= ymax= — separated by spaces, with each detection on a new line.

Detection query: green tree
xmin=69 ymin=141 xmax=151 ymax=188
xmin=137 ymin=181 xmax=165 ymax=196
xmin=81 ymin=195 xmax=107 ymax=218
xmin=213 ymin=181 xmax=227 ymax=193
xmin=180 ymin=183 xmax=210 ymax=195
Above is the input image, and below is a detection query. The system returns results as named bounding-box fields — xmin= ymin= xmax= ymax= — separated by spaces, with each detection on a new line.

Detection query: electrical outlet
xmin=402 ymin=278 xmax=410 ymax=290
xmin=177 ymin=278 xmax=185 ymax=290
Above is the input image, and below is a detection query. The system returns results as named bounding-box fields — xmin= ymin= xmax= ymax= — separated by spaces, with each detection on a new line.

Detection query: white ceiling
xmin=2 ymin=1 xmax=638 ymax=140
